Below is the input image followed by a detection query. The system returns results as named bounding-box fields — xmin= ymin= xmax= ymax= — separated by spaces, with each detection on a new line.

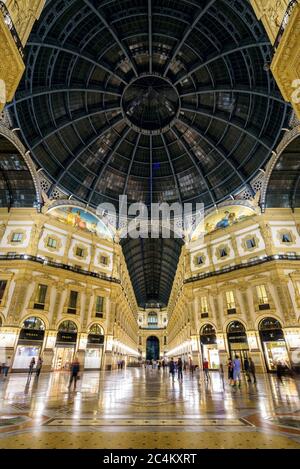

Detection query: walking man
xmin=169 ymin=357 xmax=175 ymax=381
xmin=68 ymin=357 xmax=80 ymax=391
xmin=244 ymin=357 xmax=251 ymax=382
xmin=36 ymin=357 xmax=43 ymax=378
xmin=203 ymin=358 xmax=210 ymax=382
xmin=249 ymin=357 xmax=256 ymax=383
xmin=28 ymin=357 xmax=36 ymax=379
xmin=233 ymin=355 xmax=241 ymax=387
xmin=177 ymin=357 xmax=183 ymax=381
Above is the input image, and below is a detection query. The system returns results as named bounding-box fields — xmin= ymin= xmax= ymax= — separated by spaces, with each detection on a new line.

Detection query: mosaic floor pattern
xmin=0 ymin=367 xmax=300 ymax=448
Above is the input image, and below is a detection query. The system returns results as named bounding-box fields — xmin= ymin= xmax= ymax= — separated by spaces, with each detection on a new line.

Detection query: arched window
xmin=227 ymin=321 xmax=245 ymax=333
xmin=89 ymin=324 xmax=103 ymax=335
xmin=58 ymin=321 xmax=77 ymax=333
xmin=201 ymin=324 xmax=216 ymax=336
xmin=259 ymin=317 xmax=282 ymax=331
xmin=22 ymin=316 xmax=45 ymax=330
xmin=148 ymin=312 xmax=158 ymax=326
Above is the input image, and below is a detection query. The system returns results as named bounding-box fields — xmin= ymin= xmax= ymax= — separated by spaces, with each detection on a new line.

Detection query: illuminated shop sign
xmin=56 ymin=332 xmax=77 ymax=343
xmin=19 ymin=329 xmax=45 ymax=341
xmin=88 ymin=334 xmax=105 ymax=344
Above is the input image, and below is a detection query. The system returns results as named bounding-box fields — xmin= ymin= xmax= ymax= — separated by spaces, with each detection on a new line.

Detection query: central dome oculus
xmin=121 ymin=75 xmax=180 ymax=134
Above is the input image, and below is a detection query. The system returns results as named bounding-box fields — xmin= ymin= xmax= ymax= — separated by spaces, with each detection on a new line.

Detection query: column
xmin=50 ymin=285 xmax=64 ymax=328
xmin=6 ymin=275 xmax=31 ymax=325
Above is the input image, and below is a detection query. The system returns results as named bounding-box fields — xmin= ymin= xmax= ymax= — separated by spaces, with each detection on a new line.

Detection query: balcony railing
xmin=0 ymin=253 xmax=120 ymax=284
xmin=0 ymin=1 xmax=24 ymax=58
xmin=185 ymin=254 xmax=300 ymax=284
xmin=273 ymin=0 xmax=298 ymax=51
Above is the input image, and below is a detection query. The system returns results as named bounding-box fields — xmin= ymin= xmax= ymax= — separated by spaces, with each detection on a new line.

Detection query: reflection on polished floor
xmin=0 ymin=367 xmax=300 ymax=449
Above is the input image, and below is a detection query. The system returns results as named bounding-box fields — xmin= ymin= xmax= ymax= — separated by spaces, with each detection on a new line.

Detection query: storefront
xmin=227 ymin=321 xmax=249 ymax=368
xmin=12 ymin=317 xmax=45 ymax=371
xmin=259 ymin=317 xmax=290 ymax=372
xmin=52 ymin=321 xmax=78 ymax=370
xmin=200 ymin=324 xmax=220 ymax=369
xmin=84 ymin=324 xmax=104 ymax=369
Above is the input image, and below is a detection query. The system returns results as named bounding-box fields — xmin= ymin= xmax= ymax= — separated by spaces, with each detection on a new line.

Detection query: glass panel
xmin=36 ymin=284 xmax=47 ymax=304
xmin=256 ymin=285 xmax=269 ymax=304
xmin=0 ymin=280 xmax=7 ymax=301
xmin=22 ymin=316 xmax=45 ymax=330
xmin=69 ymin=291 xmax=78 ymax=309
xmin=96 ymin=296 xmax=104 ymax=313
xmin=226 ymin=291 xmax=235 ymax=309
xmin=58 ymin=321 xmax=77 ymax=332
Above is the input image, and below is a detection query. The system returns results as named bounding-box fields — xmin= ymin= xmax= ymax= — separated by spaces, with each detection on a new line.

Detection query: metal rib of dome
xmin=8 ymin=0 xmax=291 ymax=211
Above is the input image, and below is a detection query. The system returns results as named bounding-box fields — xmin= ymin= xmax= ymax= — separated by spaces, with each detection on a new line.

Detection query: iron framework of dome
xmin=9 ymin=0 xmax=291 ymax=211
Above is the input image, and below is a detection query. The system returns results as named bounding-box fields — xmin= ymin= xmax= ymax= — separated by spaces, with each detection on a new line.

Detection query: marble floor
xmin=0 ymin=367 xmax=300 ymax=449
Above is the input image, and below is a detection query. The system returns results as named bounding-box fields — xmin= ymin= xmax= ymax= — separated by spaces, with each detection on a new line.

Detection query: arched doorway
xmin=259 ymin=317 xmax=290 ymax=372
xmin=85 ymin=324 xmax=105 ymax=369
xmin=200 ymin=324 xmax=219 ymax=369
xmin=53 ymin=321 xmax=78 ymax=370
xmin=227 ymin=321 xmax=249 ymax=368
xmin=146 ymin=336 xmax=160 ymax=361
xmin=13 ymin=316 xmax=46 ymax=370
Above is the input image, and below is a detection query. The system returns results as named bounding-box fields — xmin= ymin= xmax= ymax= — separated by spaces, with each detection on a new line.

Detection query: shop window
xmin=11 ymin=232 xmax=23 ymax=243
xmin=256 ymin=284 xmax=269 ymax=309
xmin=226 ymin=291 xmax=236 ymax=313
xmin=246 ymin=238 xmax=256 ymax=249
xmin=76 ymin=247 xmax=84 ymax=257
xmin=34 ymin=284 xmax=47 ymax=310
xmin=47 ymin=237 xmax=57 ymax=249
xmin=0 ymin=280 xmax=7 ymax=304
xmin=68 ymin=290 xmax=78 ymax=314
xmin=95 ymin=296 xmax=104 ymax=317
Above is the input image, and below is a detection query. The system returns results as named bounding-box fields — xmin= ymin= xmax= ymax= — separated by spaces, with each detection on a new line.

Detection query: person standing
xmin=233 ymin=355 xmax=241 ymax=387
xmin=219 ymin=363 xmax=225 ymax=388
xmin=28 ymin=357 xmax=36 ymax=378
xmin=203 ymin=358 xmax=210 ymax=382
xmin=228 ymin=358 xmax=234 ymax=385
xmin=2 ymin=356 xmax=11 ymax=378
xmin=36 ymin=357 xmax=43 ymax=378
xmin=249 ymin=357 xmax=256 ymax=384
xmin=68 ymin=357 xmax=80 ymax=390
xmin=177 ymin=357 xmax=183 ymax=381
xmin=169 ymin=357 xmax=175 ymax=381
xmin=276 ymin=361 xmax=284 ymax=383
xmin=244 ymin=357 xmax=251 ymax=382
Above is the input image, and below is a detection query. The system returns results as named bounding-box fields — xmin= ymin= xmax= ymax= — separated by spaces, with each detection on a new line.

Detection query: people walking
xmin=244 ymin=357 xmax=251 ymax=382
xmin=249 ymin=357 xmax=256 ymax=383
xmin=169 ymin=357 xmax=175 ymax=381
xmin=68 ymin=357 xmax=80 ymax=390
xmin=177 ymin=357 xmax=183 ymax=381
xmin=276 ymin=361 xmax=284 ymax=383
xmin=2 ymin=356 xmax=11 ymax=378
xmin=36 ymin=357 xmax=43 ymax=378
xmin=228 ymin=358 xmax=234 ymax=385
xmin=233 ymin=355 xmax=241 ymax=387
xmin=219 ymin=363 xmax=225 ymax=388
xmin=203 ymin=358 xmax=210 ymax=382
xmin=28 ymin=357 xmax=36 ymax=379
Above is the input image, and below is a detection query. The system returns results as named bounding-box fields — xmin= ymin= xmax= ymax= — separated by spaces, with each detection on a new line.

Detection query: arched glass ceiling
xmin=266 ymin=136 xmax=300 ymax=209
xmin=9 ymin=0 xmax=291 ymax=211
xmin=0 ymin=134 xmax=38 ymax=209
xmin=121 ymin=236 xmax=184 ymax=308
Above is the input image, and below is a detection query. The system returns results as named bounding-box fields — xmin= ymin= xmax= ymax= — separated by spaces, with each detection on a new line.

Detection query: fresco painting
xmin=48 ymin=206 xmax=113 ymax=239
